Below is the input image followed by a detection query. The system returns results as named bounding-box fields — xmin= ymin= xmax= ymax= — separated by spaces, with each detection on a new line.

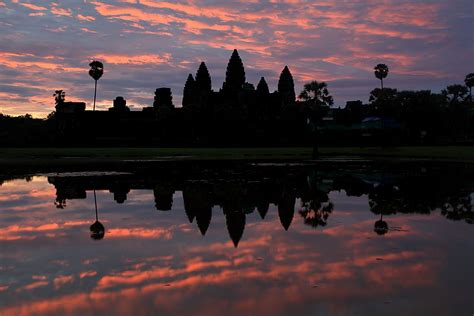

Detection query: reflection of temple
xmin=47 ymin=162 xmax=474 ymax=246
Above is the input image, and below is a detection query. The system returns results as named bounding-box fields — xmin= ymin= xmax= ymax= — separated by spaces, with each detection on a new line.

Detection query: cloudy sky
xmin=0 ymin=0 xmax=472 ymax=117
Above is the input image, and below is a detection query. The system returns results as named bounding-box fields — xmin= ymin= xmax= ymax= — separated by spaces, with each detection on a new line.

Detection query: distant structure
xmin=153 ymin=88 xmax=173 ymax=109
xmin=109 ymin=96 xmax=130 ymax=112
xmin=278 ymin=65 xmax=296 ymax=106
xmin=222 ymin=49 xmax=246 ymax=98
xmin=48 ymin=49 xmax=474 ymax=148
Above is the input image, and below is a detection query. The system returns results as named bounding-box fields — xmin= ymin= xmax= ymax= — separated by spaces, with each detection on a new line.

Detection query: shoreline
xmin=1 ymin=147 xmax=474 ymax=167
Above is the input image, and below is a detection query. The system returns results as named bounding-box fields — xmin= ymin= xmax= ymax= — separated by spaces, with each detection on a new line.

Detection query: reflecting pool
xmin=1 ymin=161 xmax=473 ymax=315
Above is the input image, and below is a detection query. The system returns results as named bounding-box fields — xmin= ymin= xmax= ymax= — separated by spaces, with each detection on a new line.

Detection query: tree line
xmin=0 ymin=49 xmax=473 ymax=147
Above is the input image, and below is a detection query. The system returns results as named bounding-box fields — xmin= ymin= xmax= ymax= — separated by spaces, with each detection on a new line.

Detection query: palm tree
xmin=299 ymin=81 xmax=334 ymax=107
xmin=299 ymin=81 xmax=333 ymax=158
xmin=53 ymin=90 xmax=65 ymax=105
xmin=374 ymin=64 xmax=389 ymax=90
xmin=465 ymin=73 xmax=474 ymax=102
xmin=88 ymin=60 xmax=104 ymax=111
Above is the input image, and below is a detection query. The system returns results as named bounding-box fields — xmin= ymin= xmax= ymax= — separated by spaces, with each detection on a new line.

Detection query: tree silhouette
xmin=299 ymin=200 xmax=333 ymax=228
xmin=53 ymin=90 xmax=65 ymax=105
xmin=442 ymin=84 xmax=469 ymax=105
xmin=90 ymin=190 xmax=105 ymax=240
xmin=464 ymin=73 xmax=474 ymax=102
xmin=182 ymin=74 xmax=195 ymax=107
xmin=88 ymin=60 xmax=104 ymax=111
xmin=369 ymin=87 xmax=398 ymax=117
xmin=374 ymin=214 xmax=389 ymax=235
xmin=299 ymin=81 xmax=333 ymax=158
xmin=299 ymin=81 xmax=334 ymax=107
xmin=222 ymin=49 xmax=245 ymax=95
xmin=278 ymin=66 xmax=296 ymax=106
xmin=374 ymin=64 xmax=389 ymax=90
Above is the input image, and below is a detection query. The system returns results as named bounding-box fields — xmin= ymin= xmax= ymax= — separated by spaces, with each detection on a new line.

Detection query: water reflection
xmin=0 ymin=162 xmax=473 ymax=316
xmin=90 ymin=190 xmax=105 ymax=240
xmin=45 ymin=163 xmax=474 ymax=245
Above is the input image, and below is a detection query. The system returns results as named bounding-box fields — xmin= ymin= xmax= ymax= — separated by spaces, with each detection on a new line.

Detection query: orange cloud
xmin=50 ymin=4 xmax=72 ymax=17
xmin=93 ymin=53 xmax=172 ymax=65
xmin=106 ymin=227 xmax=174 ymax=239
xmin=77 ymin=14 xmax=95 ymax=22
xmin=13 ymin=1 xmax=47 ymax=11
xmin=53 ymin=275 xmax=74 ymax=289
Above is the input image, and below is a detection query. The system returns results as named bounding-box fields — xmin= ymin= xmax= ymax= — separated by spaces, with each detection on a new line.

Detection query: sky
xmin=0 ymin=0 xmax=473 ymax=118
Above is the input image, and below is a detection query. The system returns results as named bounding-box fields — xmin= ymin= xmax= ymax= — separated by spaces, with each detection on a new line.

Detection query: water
xmin=1 ymin=161 xmax=473 ymax=315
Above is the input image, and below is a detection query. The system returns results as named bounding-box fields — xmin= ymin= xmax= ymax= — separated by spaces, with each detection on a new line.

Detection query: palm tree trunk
xmin=94 ymin=190 xmax=98 ymax=221
xmin=93 ymin=80 xmax=98 ymax=111
xmin=381 ymin=78 xmax=384 ymax=90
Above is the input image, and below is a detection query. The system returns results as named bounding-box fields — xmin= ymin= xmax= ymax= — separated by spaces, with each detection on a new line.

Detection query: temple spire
xmin=222 ymin=49 xmax=246 ymax=94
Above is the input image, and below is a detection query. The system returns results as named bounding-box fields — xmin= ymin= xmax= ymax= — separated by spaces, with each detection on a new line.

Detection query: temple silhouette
xmin=1 ymin=49 xmax=473 ymax=147
xmin=45 ymin=50 xmax=474 ymax=147
xmin=52 ymin=49 xmax=311 ymax=147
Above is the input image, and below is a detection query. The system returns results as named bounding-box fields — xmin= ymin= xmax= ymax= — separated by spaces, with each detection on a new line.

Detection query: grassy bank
xmin=0 ymin=146 xmax=473 ymax=163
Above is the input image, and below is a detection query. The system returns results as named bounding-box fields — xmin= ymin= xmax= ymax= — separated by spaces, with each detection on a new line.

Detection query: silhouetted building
xmin=109 ymin=96 xmax=130 ymax=112
xmin=153 ymin=88 xmax=174 ymax=109
xmin=225 ymin=211 xmax=246 ymax=248
xmin=278 ymin=66 xmax=296 ymax=106
xmin=182 ymin=74 xmax=195 ymax=107
xmin=222 ymin=49 xmax=246 ymax=98
xmin=278 ymin=193 xmax=295 ymax=231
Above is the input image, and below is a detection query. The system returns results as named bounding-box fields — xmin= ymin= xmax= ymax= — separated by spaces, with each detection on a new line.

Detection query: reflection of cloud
xmin=21 ymin=281 xmax=49 ymax=291
xmin=0 ymin=221 xmax=89 ymax=240
xmin=53 ymin=275 xmax=74 ymax=289
xmin=0 ymin=176 xmax=471 ymax=316
xmin=107 ymin=227 xmax=173 ymax=239
xmin=79 ymin=271 xmax=97 ymax=278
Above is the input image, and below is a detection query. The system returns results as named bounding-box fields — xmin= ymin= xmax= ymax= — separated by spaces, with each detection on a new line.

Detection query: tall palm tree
xmin=88 ymin=60 xmax=104 ymax=111
xmin=465 ymin=73 xmax=474 ymax=102
xmin=374 ymin=64 xmax=389 ymax=90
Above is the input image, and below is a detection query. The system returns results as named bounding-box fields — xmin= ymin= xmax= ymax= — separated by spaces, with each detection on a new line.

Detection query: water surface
xmin=1 ymin=162 xmax=473 ymax=315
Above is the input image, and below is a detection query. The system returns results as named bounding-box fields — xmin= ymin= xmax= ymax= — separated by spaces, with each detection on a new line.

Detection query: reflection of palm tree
xmin=90 ymin=190 xmax=105 ymax=240
xmin=374 ymin=64 xmax=389 ymax=90
xmin=55 ymin=198 xmax=67 ymax=209
xmin=374 ymin=214 xmax=388 ymax=235
xmin=441 ymin=195 xmax=473 ymax=224
xmin=88 ymin=60 xmax=104 ymax=111
xmin=299 ymin=200 xmax=333 ymax=228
